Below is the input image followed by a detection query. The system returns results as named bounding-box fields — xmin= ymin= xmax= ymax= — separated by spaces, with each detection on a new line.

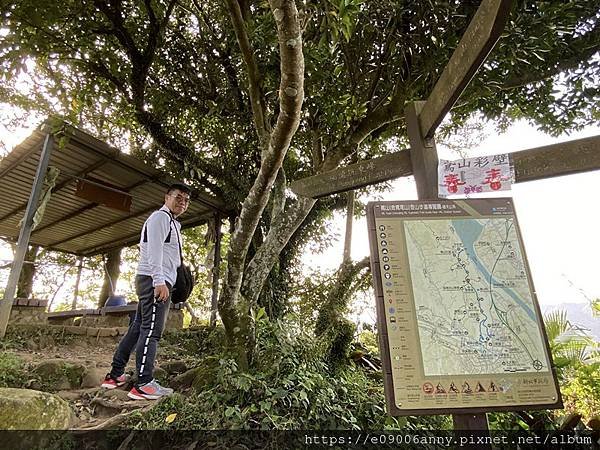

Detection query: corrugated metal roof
xmin=0 ymin=120 xmax=227 ymax=256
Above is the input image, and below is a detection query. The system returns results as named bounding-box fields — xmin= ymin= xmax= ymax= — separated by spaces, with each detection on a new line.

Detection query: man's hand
xmin=154 ymin=284 xmax=170 ymax=302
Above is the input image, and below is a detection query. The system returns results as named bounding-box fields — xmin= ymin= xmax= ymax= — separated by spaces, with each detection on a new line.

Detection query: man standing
xmin=101 ymin=183 xmax=191 ymax=400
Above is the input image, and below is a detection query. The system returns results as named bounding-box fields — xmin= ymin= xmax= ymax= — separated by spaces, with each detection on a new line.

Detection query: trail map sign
xmin=367 ymin=198 xmax=561 ymax=415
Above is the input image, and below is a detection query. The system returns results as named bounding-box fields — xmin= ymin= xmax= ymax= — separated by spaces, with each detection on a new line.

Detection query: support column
xmin=342 ymin=191 xmax=354 ymax=264
xmin=405 ymin=102 xmax=491 ymax=448
xmin=0 ymin=134 xmax=55 ymax=338
xmin=209 ymin=214 xmax=222 ymax=327
xmin=72 ymin=256 xmax=84 ymax=310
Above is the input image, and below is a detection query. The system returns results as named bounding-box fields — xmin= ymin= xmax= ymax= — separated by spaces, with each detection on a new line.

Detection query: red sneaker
xmin=101 ymin=373 xmax=129 ymax=389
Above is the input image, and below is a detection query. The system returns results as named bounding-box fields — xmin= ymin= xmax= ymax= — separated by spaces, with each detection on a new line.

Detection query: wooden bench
xmin=47 ymin=308 xmax=102 ymax=325
xmin=46 ymin=303 xmax=186 ymax=329
xmin=99 ymin=302 xmax=185 ymax=329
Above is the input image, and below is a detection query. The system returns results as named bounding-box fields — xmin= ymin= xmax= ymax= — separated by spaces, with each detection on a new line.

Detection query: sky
xmin=1 ymin=118 xmax=599 ymax=314
xmin=301 ymin=120 xmax=600 ymax=309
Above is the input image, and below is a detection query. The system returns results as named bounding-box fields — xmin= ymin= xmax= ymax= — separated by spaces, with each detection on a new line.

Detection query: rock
xmin=161 ymin=360 xmax=188 ymax=375
xmin=80 ymin=367 xmax=107 ymax=389
xmin=103 ymin=388 xmax=131 ymax=402
xmin=56 ymin=390 xmax=81 ymax=401
xmin=153 ymin=367 xmax=168 ymax=383
xmin=33 ymin=359 xmax=86 ymax=390
xmin=0 ymin=388 xmax=74 ymax=429
xmin=171 ymin=367 xmax=202 ymax=390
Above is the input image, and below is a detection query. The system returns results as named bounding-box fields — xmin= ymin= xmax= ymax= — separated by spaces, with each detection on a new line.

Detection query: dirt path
xmin=9 ymin=337 xmax=181 ymax=429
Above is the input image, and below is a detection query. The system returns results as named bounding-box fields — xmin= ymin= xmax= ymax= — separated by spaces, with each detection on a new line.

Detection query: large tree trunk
xmin=98 ymin=248 xmax=122 ymax=307
xmin=218 ymin=0 xmax=304 ymax=369
xmin=16 ymin=245 xmax=39 ymax=299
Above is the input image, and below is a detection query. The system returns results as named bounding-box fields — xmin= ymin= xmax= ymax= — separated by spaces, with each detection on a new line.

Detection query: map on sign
xmin=404 ymin=217 xmax=546 ymax=376
xmin=367 ymin=198 xmax=561 ymax=415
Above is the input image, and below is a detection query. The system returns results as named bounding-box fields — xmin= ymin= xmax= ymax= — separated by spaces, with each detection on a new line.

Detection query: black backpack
xmin=172 ymin=264 xmax=194 ymax=304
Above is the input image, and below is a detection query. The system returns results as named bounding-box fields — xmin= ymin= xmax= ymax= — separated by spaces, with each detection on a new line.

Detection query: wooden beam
xmin=512 ymin=134 xmax=600 ymax=183
xmin=290 ymin=151 xmax=412 ymax=198
xmin=420 ymin=0 xmax=513 ymax=138
xmin=290 ymin=134 xmax=600 ymax=199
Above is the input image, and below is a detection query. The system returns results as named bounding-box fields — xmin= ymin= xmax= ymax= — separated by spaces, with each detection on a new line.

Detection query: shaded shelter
xmin=0 ymin=119 xmax=226 ymax=336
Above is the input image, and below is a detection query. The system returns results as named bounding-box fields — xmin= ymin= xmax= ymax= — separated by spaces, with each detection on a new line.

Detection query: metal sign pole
xmin=0 ymin=134 xmax=55 ymax=338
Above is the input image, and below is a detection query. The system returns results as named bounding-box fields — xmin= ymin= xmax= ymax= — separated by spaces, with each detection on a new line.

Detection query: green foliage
xmin=543 ymin=308 xmax=600 ymax=426
xmin=561 ymin=362 xmax=600 ymax=422
xmin=0 ymin=352 xmax=25 ymax=388
xmin=357 ymin=328 xmax=379 ymax=357
xmin=544 ymin=309 xmax=598 ymax=379
xmin=132 ymin=320 xmax=412 ymax=430
xmin=488 ymin=410 xmax=557 ymax=432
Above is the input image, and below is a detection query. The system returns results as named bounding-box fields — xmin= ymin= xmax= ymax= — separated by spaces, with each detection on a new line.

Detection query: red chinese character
xmin=443 ymin=174 xmax=465 ymax=194
xmin=483 ymin=168 xmax=503 ymax=190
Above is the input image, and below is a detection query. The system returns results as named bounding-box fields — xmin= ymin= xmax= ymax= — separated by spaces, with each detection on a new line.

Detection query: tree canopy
xmin=1 ymin=0 xmax=598 ymax=363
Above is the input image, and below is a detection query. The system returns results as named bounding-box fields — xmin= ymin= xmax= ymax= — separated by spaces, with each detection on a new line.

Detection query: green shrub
xmin=0 ymin=352 xmax=26 ymax=388
xmin=131 ymin=320 xmax=423 ymax=430
xmin=560 ymin=362 xmax=600 ymax=422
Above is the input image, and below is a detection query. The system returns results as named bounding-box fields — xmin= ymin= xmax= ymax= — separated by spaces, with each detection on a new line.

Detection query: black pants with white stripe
xmin=110 ymin=275 xmax=170 ymax=386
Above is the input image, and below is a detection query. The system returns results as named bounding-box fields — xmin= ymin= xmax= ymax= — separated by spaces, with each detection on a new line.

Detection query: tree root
xmin=72 ymin=404 xmax=153 ymax=431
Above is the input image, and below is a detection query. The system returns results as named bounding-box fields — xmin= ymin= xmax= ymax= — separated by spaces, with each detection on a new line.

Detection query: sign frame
xmin=367 ymin=198 xmax=562 ymax=416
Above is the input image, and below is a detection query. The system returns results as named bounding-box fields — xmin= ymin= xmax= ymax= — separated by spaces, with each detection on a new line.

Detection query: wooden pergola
xmin=0 ymin=119 xmax=228 ymax=336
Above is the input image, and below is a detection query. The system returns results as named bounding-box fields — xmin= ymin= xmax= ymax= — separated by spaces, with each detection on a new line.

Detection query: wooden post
xmin=405 ymin=102 xmax=439 ymax=199
xmin=209 ymin=214 xmax=222 ymax=327
xmin=72 ymin=256 xmax=84 ymax=310
xmin=405 ymin=102 xmax=491 ymax=448
xmin=0 ymin=134 xmax=55 ymax=338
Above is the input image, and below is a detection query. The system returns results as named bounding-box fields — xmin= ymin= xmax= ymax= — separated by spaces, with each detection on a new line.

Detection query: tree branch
xmin=224 ymin=0 xmax=270 ymax=147
xmin=502 ymin=24 xmax=600 ymax=90
xmin=241 ymin=196 xmax=315 ymax=304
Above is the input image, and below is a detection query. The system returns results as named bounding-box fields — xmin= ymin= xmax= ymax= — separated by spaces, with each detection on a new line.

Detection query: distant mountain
xmin=542 ymin=302 xmax=600 ymax=341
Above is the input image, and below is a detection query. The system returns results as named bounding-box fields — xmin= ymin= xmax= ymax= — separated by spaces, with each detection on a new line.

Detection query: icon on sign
xmin=390 ymin=316 xmax=396 ymax=323
xmin=489 ymin=381 xmax=498 ymax=392
xmin=380 ymin=232 xmax=386 ymax=238
xmin=385 ymin=282 xmax=393 ymax=287
xmin=422 ymin=382 xmax=434 ymax=394
xmin=462 ymin=382 xmax=472 ymax=394
xmin=435 ymin=383 xmax=446 ymax=394
xmin=383 ymin=264 xmax=390 ymax=271
xmin=381 ymin=248 xmax=388 ymax=255
xmin=384 ymin=273 xmax=391 ymax=279
xmin=380 ymin=240 xmax=387 ymax=247
xmin=382 ymin=256 xmax=389 ymax=262
xmin=476 ymin=382 xmax=486 ymax=393
xmin=379 ymin=225 xmax=385 ymax=231
xmin=449 ymin=382 xmax=459 ymax=393
xmin=388 ymin=307 xmax=395 ymax=314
